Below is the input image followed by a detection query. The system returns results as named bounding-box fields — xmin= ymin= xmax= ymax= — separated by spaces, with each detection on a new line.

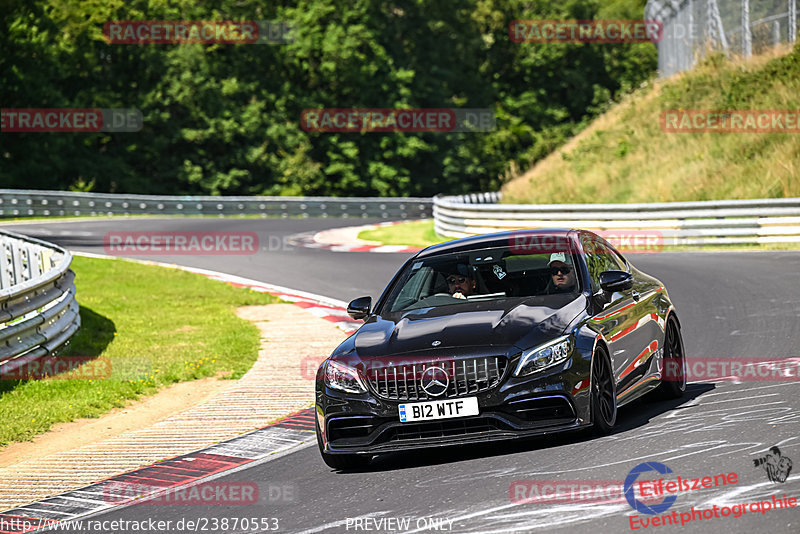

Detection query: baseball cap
xmin=548 ymin=252 xmax=572 ymax=266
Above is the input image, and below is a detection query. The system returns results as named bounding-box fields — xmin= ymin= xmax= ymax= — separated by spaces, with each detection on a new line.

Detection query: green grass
xmin=502 ymin=44 xmax=800 ymax=204
xmin=358 ymin=220 xmax=452 ymax=248
xmin=357 ymin=219 xmax=799 ymax=251
xmin=0 ymin=256 xmax=278 ymax=446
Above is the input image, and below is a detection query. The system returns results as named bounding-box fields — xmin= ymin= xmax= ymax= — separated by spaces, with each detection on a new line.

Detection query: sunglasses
xmin=550 ymin=265 xmax=572 ymax=275
xmin=447 ymin=276 xmax=468 ymax=284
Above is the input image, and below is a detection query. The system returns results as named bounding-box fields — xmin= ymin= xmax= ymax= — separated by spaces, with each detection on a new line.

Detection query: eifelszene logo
xmin=624 ymin=461 xmax=740 ymax=518
xmin=624 ymin=462 xmax=677 ymax=515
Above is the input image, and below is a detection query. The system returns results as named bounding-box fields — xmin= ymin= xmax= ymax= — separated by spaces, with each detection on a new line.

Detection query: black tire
xmin=657 ymin=315 xmax=686 ymax=399
xmin=591 ymin=346 xmax=617 ymax=435
xmin=316 ymin=419 xmax=370 ymax=471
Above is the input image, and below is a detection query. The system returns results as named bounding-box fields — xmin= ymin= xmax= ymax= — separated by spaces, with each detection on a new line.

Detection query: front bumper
xmin=316 ymin=364 xmax=593 ymax=455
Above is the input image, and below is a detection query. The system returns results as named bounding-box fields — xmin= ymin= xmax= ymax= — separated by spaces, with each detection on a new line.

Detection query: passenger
xmin=446 ymin=264 xmax=477 ymax=299
xmin=547 ymin=252 xmax=577 ymax=293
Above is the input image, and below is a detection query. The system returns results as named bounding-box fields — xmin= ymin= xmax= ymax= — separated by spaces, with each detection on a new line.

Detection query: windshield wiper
xmin=466 ymin=292 xmax=506 ymax=300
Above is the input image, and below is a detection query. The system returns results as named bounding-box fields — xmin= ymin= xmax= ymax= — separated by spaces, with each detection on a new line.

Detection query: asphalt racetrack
xmin=4 ymin=218 xmax=799 ymax=534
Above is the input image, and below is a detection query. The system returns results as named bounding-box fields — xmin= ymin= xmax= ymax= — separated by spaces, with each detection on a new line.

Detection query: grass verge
xmin=502 ymin=44 xmax=800 ymax=204
xmin=0 ymin=256 xmax=278 ymax=446
xmin=358 ymin=220 xmax=452 ymax=248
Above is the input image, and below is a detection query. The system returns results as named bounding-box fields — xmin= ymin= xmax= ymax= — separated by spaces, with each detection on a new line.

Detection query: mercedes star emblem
xmin=420 ymin=366 xmax=449 ymax=397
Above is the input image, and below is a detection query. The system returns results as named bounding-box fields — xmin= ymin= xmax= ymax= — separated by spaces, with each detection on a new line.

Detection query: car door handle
xmin=632 ymin=290 xmax=640 ymax=302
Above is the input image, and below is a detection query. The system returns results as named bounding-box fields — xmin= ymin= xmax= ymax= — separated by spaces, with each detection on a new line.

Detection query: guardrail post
xmin=11 ymin=242 xmax=23 ymax=287
xmin=0 ymin=239 xmax=10 ymax=289
xmin=742 ymin=0 xmax=752 ymax=57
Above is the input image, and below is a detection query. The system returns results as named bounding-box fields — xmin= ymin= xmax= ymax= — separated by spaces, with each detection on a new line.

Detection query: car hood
xmin=353 ymin=294 xmax=586 ymax=358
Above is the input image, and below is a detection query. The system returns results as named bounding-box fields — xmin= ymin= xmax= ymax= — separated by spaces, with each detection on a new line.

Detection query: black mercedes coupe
xmin=315 ymin=229 xmax=686 ymax=469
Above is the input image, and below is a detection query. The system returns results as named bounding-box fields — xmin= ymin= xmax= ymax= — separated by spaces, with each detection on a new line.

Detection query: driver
xmin=547 ymin=252 xmax=577 ymax=293
xmin=446 ymin=264 xmax=477 ymax=299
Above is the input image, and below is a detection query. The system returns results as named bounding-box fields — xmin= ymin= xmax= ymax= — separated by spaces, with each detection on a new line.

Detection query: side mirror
xmin=347 ymin=296 xmax=372 ymax=320
xmin=599 ymin=271 xmax=634 ymax=293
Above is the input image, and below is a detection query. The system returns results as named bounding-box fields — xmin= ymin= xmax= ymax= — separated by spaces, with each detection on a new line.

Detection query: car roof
xmin=415 ymin=228 xmax=587 ymax=259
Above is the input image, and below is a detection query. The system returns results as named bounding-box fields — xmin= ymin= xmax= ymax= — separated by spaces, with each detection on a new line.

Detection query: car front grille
xmin=366 ymin=356 xmax=506 ymax=401
xmin=386 ymin=418 xmax=510 ymax=442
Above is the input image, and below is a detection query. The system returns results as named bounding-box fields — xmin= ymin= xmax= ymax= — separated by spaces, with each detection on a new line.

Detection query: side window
xmin=608 ymin=248 xmax=628 ymax=271
xmin=581 ymin=236 xmax=626 ymax=292
xmin=582 ymin=236 xmax=604 ymax=292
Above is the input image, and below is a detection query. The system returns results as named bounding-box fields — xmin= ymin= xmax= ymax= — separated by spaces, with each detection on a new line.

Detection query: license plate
xmin=398 ymin=397 xmax=479 ymax=423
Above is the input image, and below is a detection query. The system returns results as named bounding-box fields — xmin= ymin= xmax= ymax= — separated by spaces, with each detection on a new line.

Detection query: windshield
xmin=381 ymin=243 xmax=581 ymax=313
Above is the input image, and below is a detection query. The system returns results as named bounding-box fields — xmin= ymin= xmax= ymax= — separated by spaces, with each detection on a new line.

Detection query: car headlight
xmin=515 ymin=336 xmax=574 ymax=376
xmin=324 ymin=360 xmax=368 ymax=394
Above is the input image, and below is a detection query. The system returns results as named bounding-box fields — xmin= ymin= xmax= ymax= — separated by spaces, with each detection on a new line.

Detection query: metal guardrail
xmin=434 ymin=194 xmax=800 ymax=246
xmin=0 ymin=230 xmax=81 ymax=375
xmin=0 ymin=189 xmax=433 ymax=219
